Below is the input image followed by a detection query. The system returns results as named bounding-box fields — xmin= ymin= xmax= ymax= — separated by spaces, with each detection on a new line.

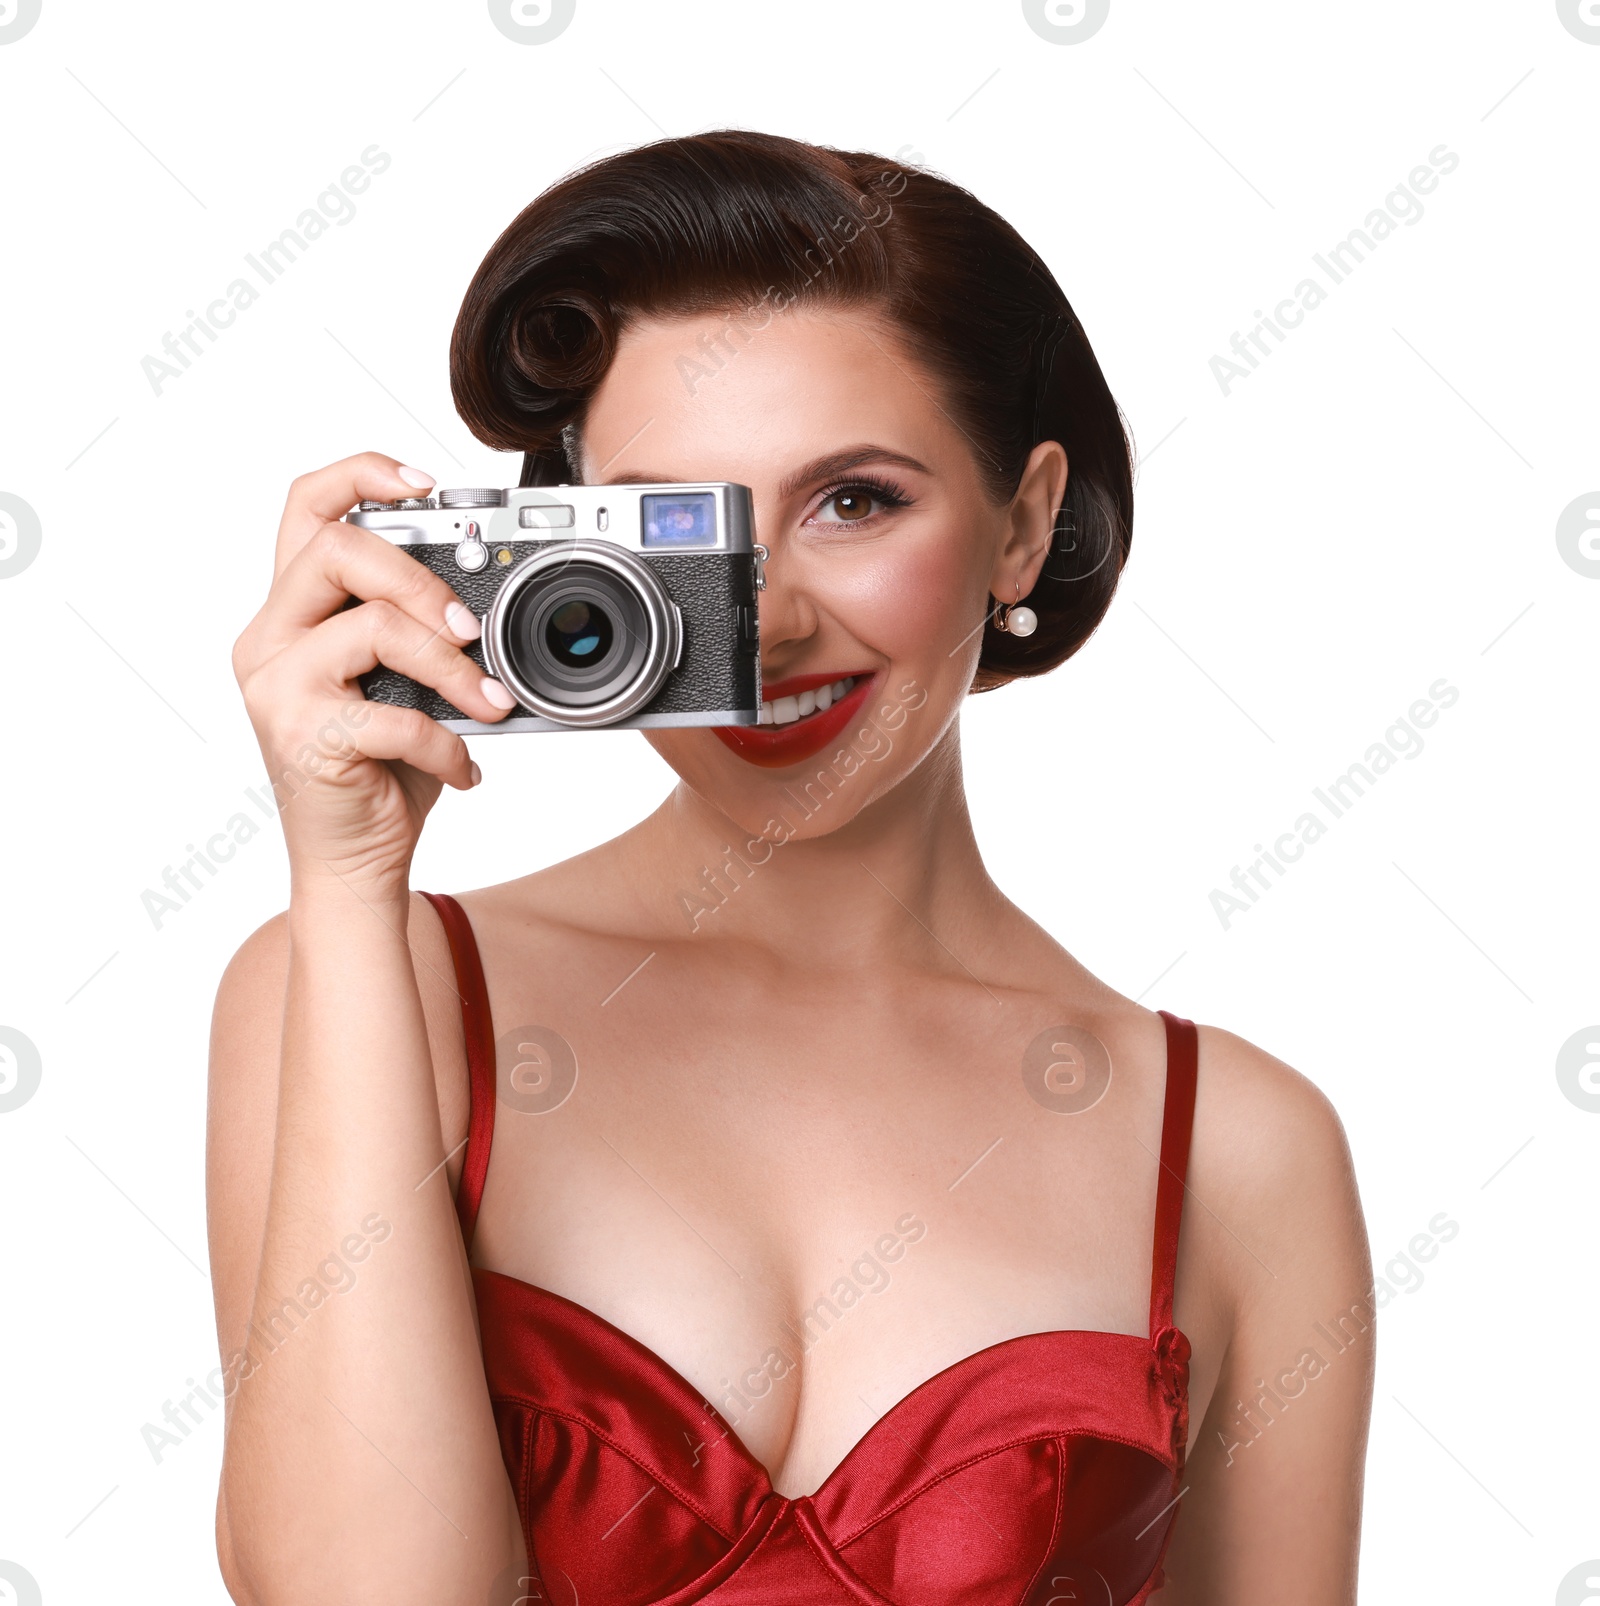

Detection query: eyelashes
xmin=807 ymin=474 xmax=914 ymax=528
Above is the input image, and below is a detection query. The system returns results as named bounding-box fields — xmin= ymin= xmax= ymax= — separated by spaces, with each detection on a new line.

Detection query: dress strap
xmin=1148 ymin=1009 xmax=1199 ymax=1339
xmin=420 ymin=891 xmax=497 ymax=1252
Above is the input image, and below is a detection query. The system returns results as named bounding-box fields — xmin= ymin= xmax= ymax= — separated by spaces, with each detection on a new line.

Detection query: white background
xmin=1 ymin=1 xmax=1596 ymax=1601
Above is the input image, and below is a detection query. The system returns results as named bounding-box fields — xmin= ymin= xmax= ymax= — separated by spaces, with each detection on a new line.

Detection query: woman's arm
xmin=1159 ymin=1025 xmax=1375 ymax=1605
xmin=206 ymin=455 xmax=524 ymax=1604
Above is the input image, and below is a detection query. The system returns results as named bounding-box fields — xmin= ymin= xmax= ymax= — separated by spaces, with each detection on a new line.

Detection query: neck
xmin=622 ymin=723 xmax=1004 ymax=968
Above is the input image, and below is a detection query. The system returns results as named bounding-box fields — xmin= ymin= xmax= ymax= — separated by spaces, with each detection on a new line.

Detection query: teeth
xmin=759 ymin=675 xmax=857 ymax=727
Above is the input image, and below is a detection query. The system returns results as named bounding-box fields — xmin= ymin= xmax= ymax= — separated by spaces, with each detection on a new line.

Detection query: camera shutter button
xmin=455 ymin=520 xmax=489 ymax=573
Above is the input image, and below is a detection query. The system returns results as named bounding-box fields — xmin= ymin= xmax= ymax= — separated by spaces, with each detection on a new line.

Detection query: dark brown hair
xmin=451 ymin=129 xmax=1134 ymax=690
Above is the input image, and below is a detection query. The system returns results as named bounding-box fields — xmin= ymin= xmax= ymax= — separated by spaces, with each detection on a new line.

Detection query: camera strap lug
xmin=752 ymin=542 xmax=769 ymax=591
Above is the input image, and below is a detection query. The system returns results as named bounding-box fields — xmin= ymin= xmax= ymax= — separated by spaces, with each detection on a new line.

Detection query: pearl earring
xmin=994 ymin=585 xmax=1038 ymax=638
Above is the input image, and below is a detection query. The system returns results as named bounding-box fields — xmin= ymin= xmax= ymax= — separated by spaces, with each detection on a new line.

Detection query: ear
xmin=989 ymin=441 xmax=1068 ymax=602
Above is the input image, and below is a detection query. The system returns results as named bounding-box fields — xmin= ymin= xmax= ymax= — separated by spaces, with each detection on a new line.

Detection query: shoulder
xmin=1186 ymin=1020 xmax=1368 ymax=1312
xmin=209 ymin=893 xmax=470 ymax=1158
xmin=992 ymin=920 xmax=1361 ymax=1220
xmin=1160 ymin=1023 xmax=1375 ymax=1587
xmin=211 ymin=893 xmax=463 ymax=1040
xmin=1189 ymin=1022 xmax=1359 ymax=1199
xmin=1050 ymin=995 xmax=1362 ymax=1241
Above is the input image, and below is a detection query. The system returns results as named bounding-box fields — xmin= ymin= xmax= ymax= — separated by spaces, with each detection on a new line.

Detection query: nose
xmin=750 ymin=526 xmax=819 ymax=663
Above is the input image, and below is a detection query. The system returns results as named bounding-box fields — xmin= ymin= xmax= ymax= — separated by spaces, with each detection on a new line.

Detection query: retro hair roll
xmin=451 ymin=129 xmax=1134 ymax=690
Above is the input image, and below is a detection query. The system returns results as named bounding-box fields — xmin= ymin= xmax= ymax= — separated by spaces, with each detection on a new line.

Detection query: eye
xmin=819 ymin=489 xmax=876 ymax=522
xmin=809 ymin=478 xmax=910 ymax=527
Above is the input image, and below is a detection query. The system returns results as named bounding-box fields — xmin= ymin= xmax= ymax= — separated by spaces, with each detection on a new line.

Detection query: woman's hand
xmin=231 ymin=452 xmax=515 ymax=893
xmin=214 ymin=454 xmax=528 ymax=1600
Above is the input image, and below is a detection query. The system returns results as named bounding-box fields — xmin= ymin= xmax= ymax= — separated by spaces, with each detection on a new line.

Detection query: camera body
xmin=350 ymin=482 xmax=764 ymax=733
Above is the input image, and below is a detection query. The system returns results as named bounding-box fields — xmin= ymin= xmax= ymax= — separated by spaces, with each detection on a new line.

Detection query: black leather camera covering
xmin=359 ymin=538 xmax=759 ymax=723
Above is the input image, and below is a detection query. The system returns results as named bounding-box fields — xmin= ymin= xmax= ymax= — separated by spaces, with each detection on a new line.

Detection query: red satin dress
xmin=425 ymin=892 xmax=1197 ymax=1605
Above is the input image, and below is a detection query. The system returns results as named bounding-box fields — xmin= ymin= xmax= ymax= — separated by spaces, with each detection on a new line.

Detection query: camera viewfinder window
xmin=641 ymin=492 xmax=717 ymax=548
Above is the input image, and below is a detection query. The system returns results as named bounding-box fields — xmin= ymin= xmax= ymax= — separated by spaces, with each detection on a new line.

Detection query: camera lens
xmin=485 ymin=542 xmax=681 ymax=727
xmin=545 ymin=599 xmax=613 ymax=667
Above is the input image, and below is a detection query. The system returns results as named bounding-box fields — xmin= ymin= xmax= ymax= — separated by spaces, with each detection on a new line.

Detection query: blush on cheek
xmin=853 ymin=535 xmax=971 ymax=636
xmin=845 ymin=541 xmax=986 ymax=685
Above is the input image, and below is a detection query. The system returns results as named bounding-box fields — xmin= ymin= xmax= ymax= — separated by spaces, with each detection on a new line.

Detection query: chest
xmin=465 ymin=949 xmax=1169 ymax=1494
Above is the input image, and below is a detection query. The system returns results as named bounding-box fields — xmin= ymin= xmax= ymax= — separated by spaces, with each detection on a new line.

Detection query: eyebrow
xmin=600 ymin=444 xmax=932 ymax=500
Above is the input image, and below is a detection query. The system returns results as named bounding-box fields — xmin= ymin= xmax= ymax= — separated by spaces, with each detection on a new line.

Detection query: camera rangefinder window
xmin=518 ymin=504 xmax=576 ymax=529
xmin=641 ymin=492 xmax=716 ymax=548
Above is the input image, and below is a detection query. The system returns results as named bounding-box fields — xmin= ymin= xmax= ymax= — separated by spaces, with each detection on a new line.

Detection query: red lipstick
xmin=713 ymin=670 xmax=879 ymax=769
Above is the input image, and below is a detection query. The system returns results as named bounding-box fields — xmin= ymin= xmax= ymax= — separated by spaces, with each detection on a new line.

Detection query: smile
xmin=759 ymin=675 xmax=860 ymax=726
xmin=713 ymin=669 xmax=880 ymax=769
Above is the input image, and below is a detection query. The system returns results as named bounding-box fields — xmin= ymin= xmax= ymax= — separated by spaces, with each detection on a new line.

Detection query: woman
xmin=208 ymin=131 xmax=1373 ymax=1604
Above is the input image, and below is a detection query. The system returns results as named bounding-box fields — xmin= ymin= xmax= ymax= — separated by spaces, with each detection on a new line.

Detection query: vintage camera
xmin=350 ymin=483 xmax=764 ymax=732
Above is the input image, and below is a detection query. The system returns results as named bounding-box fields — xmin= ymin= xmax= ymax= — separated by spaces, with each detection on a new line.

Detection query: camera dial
xmin=438 ymin=488 xmax=504 ymax=508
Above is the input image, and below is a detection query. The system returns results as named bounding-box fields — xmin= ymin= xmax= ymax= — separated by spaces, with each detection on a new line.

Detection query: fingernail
xmin=445 ymin=601 xmax=481 ymax=641
xmin=469 ymin=761 xmax=483 ymax=787
xmin=397 ymin=464 xmax=435 ymax=489
xmin=481 ymin=676 xmax=517 ymax=710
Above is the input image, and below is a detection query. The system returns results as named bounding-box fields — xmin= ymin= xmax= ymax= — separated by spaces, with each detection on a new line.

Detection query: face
xmin=575 ymin=303 xmax=1064 ymax=843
